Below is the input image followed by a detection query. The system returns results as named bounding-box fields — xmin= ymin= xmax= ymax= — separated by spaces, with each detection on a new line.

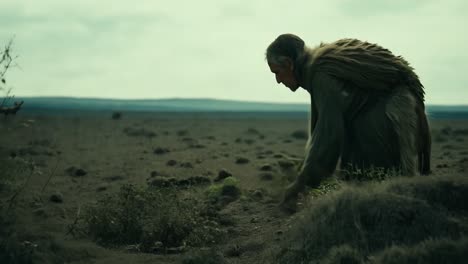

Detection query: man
xmin=266 ymin=34 xmax=431 ymax=212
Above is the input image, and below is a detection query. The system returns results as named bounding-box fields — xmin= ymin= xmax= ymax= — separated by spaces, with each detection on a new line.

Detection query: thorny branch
xmin=1 ymin=38 xmax=23 ymax=115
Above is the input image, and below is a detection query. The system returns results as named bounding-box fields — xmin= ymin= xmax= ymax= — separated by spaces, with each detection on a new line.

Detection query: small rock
xmin=259 ymin=172 xmax=274 ymax=181
xmin=250 ymin=217 xmax=260 ymax=223
xmin=166 ymin=245 xmax=186 ymax=254
xmin=65 ymin=166 xmax=87 ymax=177
xmin=96 ymin=185 xmax=107 ymax=192
xmin=278 ymin=160 xmax=295 ymax=169
xmin=150 ymin=171 xmax=166 ymax=177
xmin=153 ymin=147 xmax=170 ymax=155
xmin=246 ymin=128 xmax=260 ymax=135
xmin=221 ymin=185 xmax=241 ymax=199
xmin=244 ymin=139 xmax=255 ymax=145
xmin=50 ymin=192 xmax=63 ymax=203
xmin=215 ymin=169 xmax=232 ymax=182
xmin=180 ymin=162 xmax=193 ymax=168
xmin=166 ymin=160 xmax=177 ymax=166
xmin=111 ymin=112 xmax=122 ymax=120
xmin=177 ymin=130 xmax=188 ymax=136
xmin=225 ymin=244 xmax=242 ymax=257
xmin=103 ymin=175 xmax=123 ymax=181
xmin=291 ymin=130 xmax=308 ymax=139
xmin=252 ymin=190 xmax=263 ymax=200
xmin=33 ymin=208 xmax=47 ymax=217
xmin=259 ymin=164 xmax=273 ymax=171
xmin=235 ymin=157 xmax=250 ymax=164
xmin=149 ymin=177 xmax=177 ymax=187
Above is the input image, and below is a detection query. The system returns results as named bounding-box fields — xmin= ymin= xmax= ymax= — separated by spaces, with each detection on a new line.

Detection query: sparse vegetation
xmin=276 ymin=175 xmax=468 ymax=264
xmin=80 ymin=184 xmax=225 ymax=252
xmin=205 ymin=176 xmax=241 ymax=206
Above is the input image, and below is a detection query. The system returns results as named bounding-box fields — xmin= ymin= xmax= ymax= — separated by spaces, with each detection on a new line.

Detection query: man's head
xmin=266 ymin=34 xmax=305 ymax=91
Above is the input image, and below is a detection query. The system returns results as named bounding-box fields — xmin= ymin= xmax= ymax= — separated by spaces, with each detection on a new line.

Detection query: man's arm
xmin=285 ymin=72 xmax=345 ymax=203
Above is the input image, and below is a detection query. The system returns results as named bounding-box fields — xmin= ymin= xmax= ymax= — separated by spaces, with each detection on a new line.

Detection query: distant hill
xmin=9 ymin=97 xmax=468 ymax=119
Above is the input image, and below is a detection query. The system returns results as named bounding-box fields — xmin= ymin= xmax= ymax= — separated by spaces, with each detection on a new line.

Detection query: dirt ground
xmin=1 ymin=111 xmax=467 ymax=263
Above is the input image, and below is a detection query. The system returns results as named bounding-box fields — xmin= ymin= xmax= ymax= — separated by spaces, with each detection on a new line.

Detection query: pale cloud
xmin=0 ymin=0 xmax=467 ymax=104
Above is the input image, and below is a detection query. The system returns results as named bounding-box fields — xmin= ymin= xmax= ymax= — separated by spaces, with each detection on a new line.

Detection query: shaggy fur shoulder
xmin=308 ymin=38 xmax=425 ymax=104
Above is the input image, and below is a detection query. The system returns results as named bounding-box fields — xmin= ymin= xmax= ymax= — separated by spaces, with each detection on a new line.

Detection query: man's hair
xmin=266 ymin=34 xmax=305 ymax=66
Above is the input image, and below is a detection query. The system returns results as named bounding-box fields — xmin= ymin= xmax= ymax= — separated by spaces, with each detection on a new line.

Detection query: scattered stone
xmin=28 ymin=139 xmax=51 ymax=147
xmin=278 ymin=160 xmax=295 ymax=169
xmin=221 ymin=185 xmax=241 ymax=200
xmin=103 ymin=175 xmax=123 ymax=182
xmin=125 ymin=244 xmax=141 ymax=253
xmin=123 ymin=127 xmax=157 ymax=138
xmin=18 ymin=147 xmax=39 ymax=156
xmin=150 ymin=170 xmax=167 ymax=177
xmin=50 ymin=192 xmax=63 ymax=203
xmin=225 ymin=244 xmax=242 ymax=257
xmin=244 ymin=139 xmax=255 ymax=145
xmin=252 ymin=190 xmax=264 ymax=200
xmin=177 ymin=176 xmax=211 ymax=186
xmin=218 ymin=214 xmax=236 ymax=226
xmin=33 ymin=208 xmax=47 ymax=217
xmin=153 ymin=147 xmax=170 ymax=155
xmin=215 ymin=169 xmax=233 ymax=182
xmin=259 ymin=172 xmax=274 ymax=181
xmin=246 ymin=128 xmax=260 ymax=135
xmin=440 ymin=126 xmax=452 ymax=136
xmin=235 ymin=157 xmax=250 ymax=164
xmin=96 ymin=185 xmax=107 ymax=192
xmin=291 ymin=130 xmax=308 ymax=139
xmin=177 ymin=130 xmax=189 ymax=136
xmin=166 ymin=245 xmax=186 ymax=254
xmin=250 ymin=217 xmax=260 ymax=223
xmin=148 ymin=176 xmax=210 ymax=188
xmin=166 ymin=160 xmax=177 ymax=166
xmin=111 ymin=112 xmax=122 ymax=120
xmin=454 ymin=128 xmax=468 ymax=136
xmin=65 ymin=166 xmax=87 ymax=177
xmin=180 ymin=162 xmax=194 ymax=168
xmin=149 ymin=177 xmax=177 ymax=187
xmin=259 ymin=164 xmax=273 ymax=171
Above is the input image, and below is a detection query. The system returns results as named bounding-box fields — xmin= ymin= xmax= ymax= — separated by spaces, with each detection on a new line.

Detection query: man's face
xmin=268 ymin=62 xmax=299 ymax=92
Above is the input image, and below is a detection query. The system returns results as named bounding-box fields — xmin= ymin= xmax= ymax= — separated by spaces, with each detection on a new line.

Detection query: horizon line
xmin=10 ymin=95 xmax=468 ymax=107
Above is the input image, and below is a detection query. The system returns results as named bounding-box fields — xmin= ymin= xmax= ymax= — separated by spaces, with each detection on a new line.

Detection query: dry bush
xmin=80 ymin=184 xmax=226 ymax=252
xmin=276 ymin=175 xmax=468 ymax=264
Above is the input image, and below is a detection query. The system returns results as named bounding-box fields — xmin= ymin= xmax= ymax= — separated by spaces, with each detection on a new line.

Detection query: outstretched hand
xmin=279 ymin=181 xmax=303 ymax=214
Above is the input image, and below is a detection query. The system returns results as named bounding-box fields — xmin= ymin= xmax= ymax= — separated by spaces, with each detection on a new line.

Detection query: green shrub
xmin=373 ymin=237 xmax=468 ymax=264
xmin=81 ymin=184 xmax=225 ymax=251
xmin=276 ymin=176 xmax=466 ymax=264
xmin=205 ymin=177 xmax=241 ymax=205
xmin=181 ymin=248 xmax=226 ymax=264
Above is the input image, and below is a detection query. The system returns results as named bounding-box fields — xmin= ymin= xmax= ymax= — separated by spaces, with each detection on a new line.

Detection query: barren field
xmin=1 ymin=112 xmax=467 ymax=264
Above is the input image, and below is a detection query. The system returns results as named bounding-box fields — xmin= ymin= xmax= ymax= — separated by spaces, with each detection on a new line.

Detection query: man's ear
xmin=285 ymin=57 xmax=294 ymax=71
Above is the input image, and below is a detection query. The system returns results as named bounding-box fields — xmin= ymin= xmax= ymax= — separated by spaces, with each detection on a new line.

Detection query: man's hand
xmin=280 ymin=180 xmax=304 ymax=214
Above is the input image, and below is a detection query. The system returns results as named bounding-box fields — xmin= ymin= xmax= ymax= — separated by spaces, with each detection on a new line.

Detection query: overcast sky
xmin=0 ymin=0 xmax=467 ymax=104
